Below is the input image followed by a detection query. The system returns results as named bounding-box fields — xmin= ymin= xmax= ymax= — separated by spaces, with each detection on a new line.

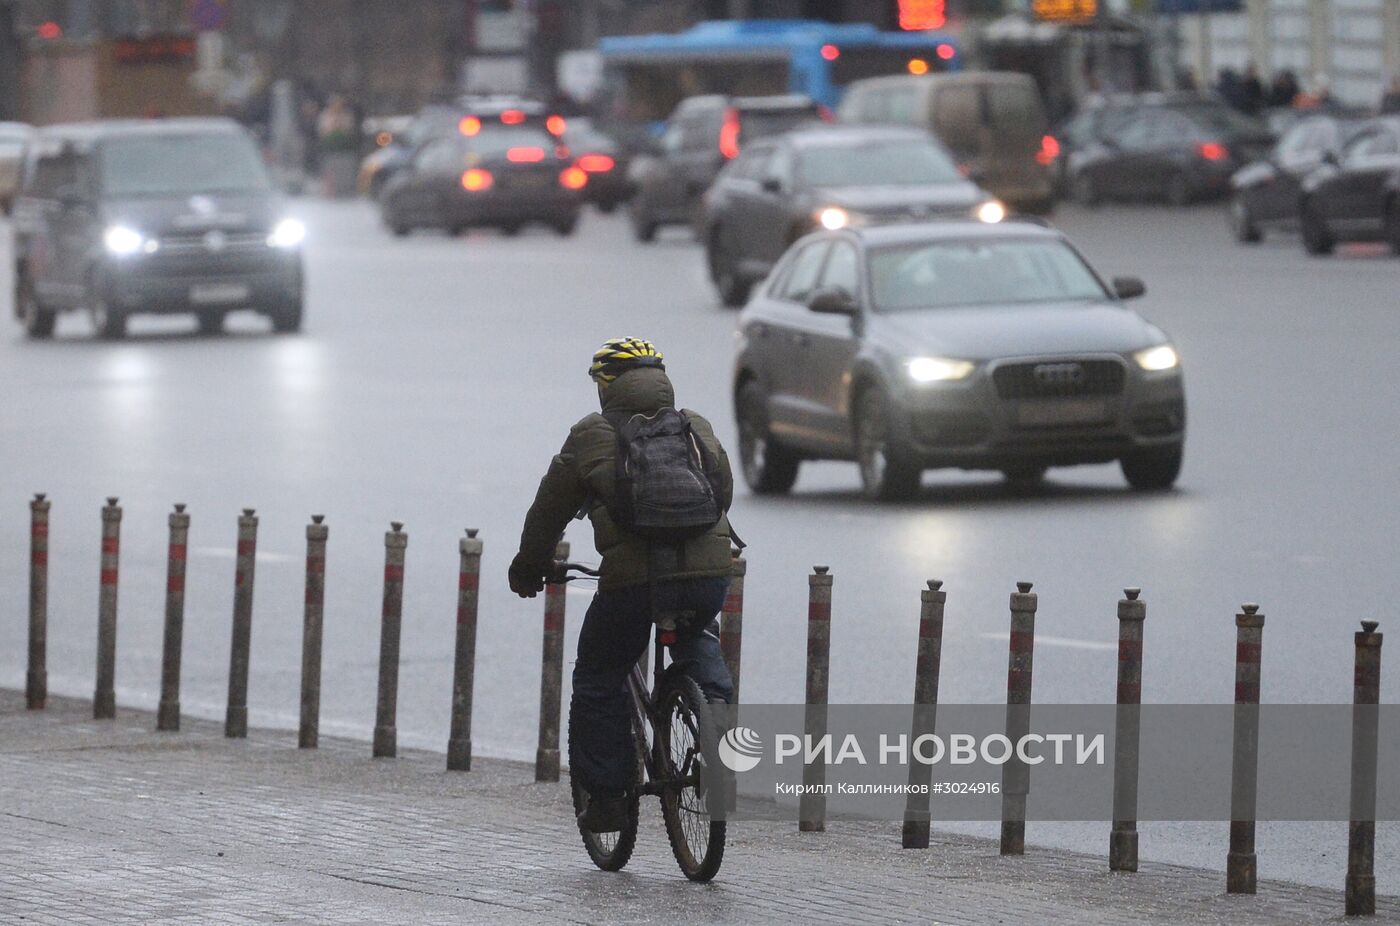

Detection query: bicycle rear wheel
xmin=657 ymin=671 xmax=726 ymax=882
xmin=570 ymin=719 xmax=641 ymax=871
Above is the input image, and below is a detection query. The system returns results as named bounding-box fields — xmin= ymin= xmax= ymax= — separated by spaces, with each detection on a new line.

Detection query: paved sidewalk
xmin=1 ymin=690 xmax=1394 ymax=926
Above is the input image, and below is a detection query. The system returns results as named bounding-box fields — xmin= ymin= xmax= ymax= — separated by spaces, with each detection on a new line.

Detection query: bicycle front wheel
xmin=657 ymin=671 xmax=726 ymax=882
xmin=570 ymin=715 xmax=641 ymax=872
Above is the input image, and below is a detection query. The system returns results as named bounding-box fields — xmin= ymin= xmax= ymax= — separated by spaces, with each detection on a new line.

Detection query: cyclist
xmin=509 ymin=338 xmax=736 ymax=833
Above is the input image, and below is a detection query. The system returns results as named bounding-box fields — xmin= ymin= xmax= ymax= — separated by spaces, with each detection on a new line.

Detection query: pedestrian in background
xmin=1381 ymin=74 xmax=1400 ymax=114
xmin=1240 ymin=63 xmax=1265 ymax=115
xmin=1270 ymin=69 xmax=1301 ymax=108
xmin=317 ymin=95 xmax=358 ymax=198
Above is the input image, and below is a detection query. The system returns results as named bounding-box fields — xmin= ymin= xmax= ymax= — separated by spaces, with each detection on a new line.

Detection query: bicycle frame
xmin=626 ymin=621 xmax=678 ymax=798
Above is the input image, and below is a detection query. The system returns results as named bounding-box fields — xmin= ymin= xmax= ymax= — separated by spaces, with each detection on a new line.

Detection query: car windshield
xmin=1169 ymin=103 xmax=1264 ymax=136
xmin=466 ymin=126 xmax=556 ymax=158
xmin=100 ymin=132 xmax=270 ymax=197
xmin=870 ymin=239 xmax=1109 ymax=311
xmin=740 ymin=108 xmax=818 ymax=141
xmin=798 ymin=140 xmax=962 ymax=187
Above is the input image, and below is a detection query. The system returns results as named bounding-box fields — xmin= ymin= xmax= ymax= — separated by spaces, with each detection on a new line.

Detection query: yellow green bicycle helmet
xmin=589 ymin=337 xmax=665 ymax=383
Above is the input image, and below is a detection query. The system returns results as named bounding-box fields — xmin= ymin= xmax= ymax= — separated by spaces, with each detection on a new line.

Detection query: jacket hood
xmin=599 ymin=366 xmax=674 ymax=415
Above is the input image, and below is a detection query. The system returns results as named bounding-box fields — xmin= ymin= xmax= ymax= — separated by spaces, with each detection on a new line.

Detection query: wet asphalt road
xmin=1 ymin=198 xmax=1397 ymax=888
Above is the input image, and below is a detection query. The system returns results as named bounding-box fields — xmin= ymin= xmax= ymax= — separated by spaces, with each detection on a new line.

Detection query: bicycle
xmin=550 ymin=562 xmax=728 ymax=882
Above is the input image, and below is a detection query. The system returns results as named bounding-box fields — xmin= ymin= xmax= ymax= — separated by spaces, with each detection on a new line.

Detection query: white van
xmin=838 ymin=72 xmax=1057 ymax=213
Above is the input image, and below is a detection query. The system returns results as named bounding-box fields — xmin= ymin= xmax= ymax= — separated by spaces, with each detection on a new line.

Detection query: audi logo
xmin=1032 ymin=362 xmax=1085 ymax=385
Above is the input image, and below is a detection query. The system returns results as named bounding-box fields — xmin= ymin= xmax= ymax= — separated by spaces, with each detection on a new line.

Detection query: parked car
xmin=1230 ymin=114 xmax=1366 ymax=242
xmin=562 ymin=117 xmax=631 ymax=213
xmin=701 ymin=125 xmax=1001 ymax=307
xmin=1297 ymin=116 xmax=1400 ymax=255
xmin=1057 ymin=94 xmax=1273 ymax=206
xmin=379 ymin=116 xmax=585 ymax=237
xmin=732 ymin=220 xmax=1185 ymax=499
xmin=0 ymin=122 xmax=32 ymax=214
xmin=627 ymin=94 xmax=825 ymax=242
xmin=838 ymin=72 xmax=1057 ymax=213
xmin=12 ymin=118 xmax=305 ymax=340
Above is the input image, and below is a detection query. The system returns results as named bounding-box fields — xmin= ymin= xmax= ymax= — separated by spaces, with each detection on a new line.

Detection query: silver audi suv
xmin=731 ymin=220 xmax=1185 ymax=499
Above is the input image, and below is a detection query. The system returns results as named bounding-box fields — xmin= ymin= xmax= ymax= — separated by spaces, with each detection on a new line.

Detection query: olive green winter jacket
xmin=515 ymin=366 xmax=735 ymax=591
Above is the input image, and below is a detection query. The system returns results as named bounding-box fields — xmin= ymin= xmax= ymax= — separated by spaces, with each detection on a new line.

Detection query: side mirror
xmin=760 ymin=176 xmax=783 ymax=194
xmin=1112 ymin=276 xmax=1146 ymax=300
xmin=808 ymin=285 xmax=857 ymax=315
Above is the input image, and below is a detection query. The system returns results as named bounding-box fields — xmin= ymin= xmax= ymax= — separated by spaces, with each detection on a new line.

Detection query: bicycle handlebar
xmin=547 ymin=561 xmax=601 ymax=584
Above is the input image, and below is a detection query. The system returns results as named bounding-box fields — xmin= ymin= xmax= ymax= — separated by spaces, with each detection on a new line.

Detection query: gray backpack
xmin=605 ymin=408 xmax=723 ymax=543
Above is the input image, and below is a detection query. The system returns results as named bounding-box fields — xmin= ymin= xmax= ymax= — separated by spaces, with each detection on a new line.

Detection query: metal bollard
xmin=902 ymin=579 xmax=947 ymax=849
xmin=1227 ymin=602 xmax=1265 ymax=894
xmin=373 ymin=522 xmax=408 ymax=758
xmin=447 ymin=528 xmax=483 ymax=771
xmin=1000 ymin=581 xmax=1038 ymax=855
xmin=535 ymin=540 xmax=569 ymax=782
xmin=26 ymin=493 xmax=50 ymax=710
xmin=800 ymin=565 xmax=833 ymax=833
xmin=720 ymin=547 xmax=746 ymax=703
xmin=156 ymin=504 xmax=190 ymax=732
xmin=94 ymin=497 xmax=122 ymax=720
xmin=1109 ymin=587 xmax=1146 ymax=871
xmin=298 ymin=515 xmax=328 ymax=749
xmin=225 ymin=508 xmax=258 ymax=739
xmin=1346 ymin=620 xmax=1382 ymax=916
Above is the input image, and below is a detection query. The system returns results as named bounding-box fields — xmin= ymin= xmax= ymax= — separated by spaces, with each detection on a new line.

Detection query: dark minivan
xmin=12 ymin=118 xmax=304 ymax=339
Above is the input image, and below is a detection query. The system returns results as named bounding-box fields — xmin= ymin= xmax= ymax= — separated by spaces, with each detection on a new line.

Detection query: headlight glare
xmin=1134 ymin=344 xmax=1180 ymax=371
xmin=907 ymin=357 xmax=975 ymax=383
xmin=817 ymin=206 xmax=848 ymax=230
xmin=268 ymin=218 xmax=306 ymax=248
xmin=103 ymin=225 xmax=144 ymax=256
xmin=974 ymin=199 xmax=1007 ymax=224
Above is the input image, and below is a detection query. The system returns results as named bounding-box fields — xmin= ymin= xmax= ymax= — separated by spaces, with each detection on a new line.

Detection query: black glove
xmin=509 ymin=553 xmax=546 ymax=599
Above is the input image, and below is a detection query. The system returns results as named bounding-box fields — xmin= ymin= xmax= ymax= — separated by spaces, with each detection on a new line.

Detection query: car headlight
xmin=1134 ymin=344 xmax=1180 ymax=371
xmin=103 ymin=225 xmax=145 ymax=256
xmin=817 ymin=206 xmax=849 ymax=230
xmin=974 ymin=199 xmax=1006 ymax=224
xmin=907 ymin=357 xmax=975 ymax=383
xmin=268 ymin=218 xmax=306 ymax=248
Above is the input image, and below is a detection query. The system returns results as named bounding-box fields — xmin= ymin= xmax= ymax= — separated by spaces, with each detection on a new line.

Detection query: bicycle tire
xmin=569 ymin=716 xmax=641 ymax=871
xmin=656 ymin=670 xmax=726 ymax=882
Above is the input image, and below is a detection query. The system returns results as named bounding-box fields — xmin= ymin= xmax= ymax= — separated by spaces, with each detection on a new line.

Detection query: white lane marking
xmin=979 ymin=632 xmax=1117 ymax=652
xmin=191 ymin=547 xmax=300 ymax=565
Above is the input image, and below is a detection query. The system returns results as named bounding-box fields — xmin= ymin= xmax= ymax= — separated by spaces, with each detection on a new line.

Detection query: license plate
xmin=190 ymin=283 xmax=250 ymax=305
xmin=1016 ymin=398 xmax=1109 ymax=427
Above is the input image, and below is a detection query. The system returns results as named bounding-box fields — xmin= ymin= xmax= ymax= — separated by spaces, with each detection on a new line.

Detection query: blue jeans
xmin=569 ymin=577 xmax=733 ymax=796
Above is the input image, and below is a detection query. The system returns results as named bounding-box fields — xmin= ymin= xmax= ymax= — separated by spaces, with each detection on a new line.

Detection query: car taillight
xmin=1197 ymin=141 xmax=1228 ymax=161
xmin=577 ymin=153 xmax=615 ymax=173
xmin=500 ymin=109 xmax=525 ymax=125
xmin=461 ymin=168 xmax=493 ymax=191
xmin=546 ymin=114 xmax=566 ymax=136
xmin=719 ymin=107 xmax=741 ymax=160
xmin=507 ymin=146 xmax=545 ymax=163
xmin=560 ymin=166 xmax=588 ymax=190
xmin=1036 ymin=134 xmax=1060 ymax=166
xmin=459 ymin=116 xmax=481 ymax=136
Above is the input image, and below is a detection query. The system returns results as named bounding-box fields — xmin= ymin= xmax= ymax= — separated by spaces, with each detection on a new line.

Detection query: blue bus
xmin=597 ymin=20 xmax=963 ymax=123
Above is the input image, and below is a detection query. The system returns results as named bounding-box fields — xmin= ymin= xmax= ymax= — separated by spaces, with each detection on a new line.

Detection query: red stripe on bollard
xmin=373 ymin=522 xmax=408 ymax=758
xmin=156 ymin=504 xmax=191 ymax=732
xmin=26 ymin=494 xmax=51 ymax=710
xmin=447 ymin=529 xmax=483 ymax=771
xmin=1346 ymin=620 xmax=1382 ymax=916
xmin=902 ymin=579 xmax=947 ymax=849
xmin=299 ymin=515 xmax=328 ymax=749
xmin=224 ymin=509 xmax=258 ymax=738
xmin=800 ymin=565 xmax=833 ymax=833
xmin=1000 ymin=581 xmax=1038 ymax=856
xmin=93 ymin=498 xmax=122 ymax=720
xmin=535 ymin=541 xmax=569 ymax=782
xmin=1110 ymin=587 xmax=1146 ymax=872
xmin=1227 ymin=602 xmax=1264 ymax=894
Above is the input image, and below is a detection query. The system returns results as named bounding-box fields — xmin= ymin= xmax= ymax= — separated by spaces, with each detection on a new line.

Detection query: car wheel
xmin=855 ymin=388 xmax=921 ymax=501
xmin=1071 ymin=172 xmax=1100 ymax=207
xmin=1164 ymin=172 xmax=1192 ymax=207
xmin=91 ymin=300 xmax=127 ymax=340
xmin=1300 ymin=201 xmax=1335 ymax=256
xmin=270 ymin=298 xmax=303 ymax=334
xmin=500 ymin=223 xmax=522 ymax=237
xmin=1230 ymin=194 xmax=1262 ymax=243
xmin=1001 ymin=465 xmax=1048 ymax=490
xmin=708 ymin=233 xmax=751 ymax=308
xmin=390 ymin=222 xmax=411 ymax=238
xmin=17 ymin=278 xmax=55 ymax=340
xmin=1385 ymin=198 xmax=1400 ymax=256
xmin=1120 ymin=446 xmax=1182 ymax=491
xmin=597 ymin=199 xmax=618 ymax=215
xmin=554 ymin=214 xmax=579 ymax=236
xmin=736 ymin=381 xmax=800 ymax=495
xmin=629 ymin=201 xmax=657 ymax=243
xmin=448 ymin=223 xmax=468 ymax=237
xmin=196 ymin=310 xmax=225 ymax=336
